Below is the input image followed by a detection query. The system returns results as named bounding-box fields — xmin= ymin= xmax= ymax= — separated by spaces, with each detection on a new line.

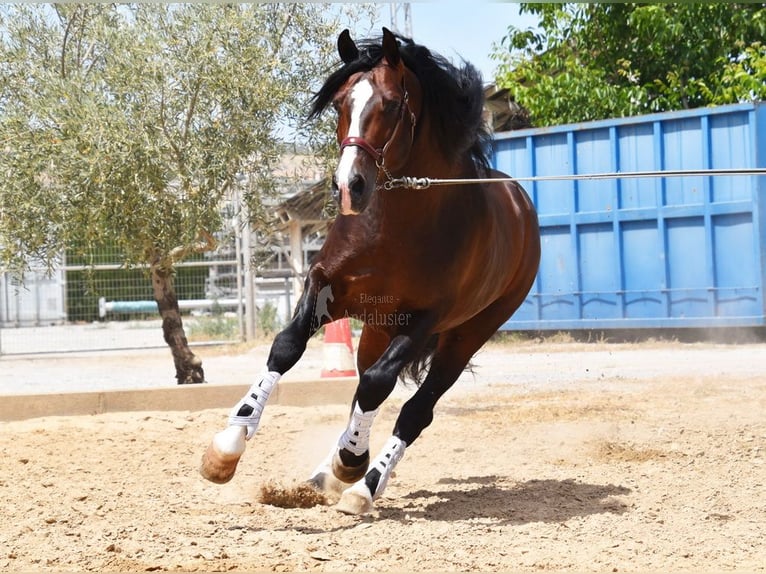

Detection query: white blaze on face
xmin=336 ymin=78 xmax=374 ymax=211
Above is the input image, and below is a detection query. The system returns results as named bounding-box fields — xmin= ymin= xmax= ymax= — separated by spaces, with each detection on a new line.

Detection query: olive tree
xmin=0 ymin=4 xmax=362 ymax=382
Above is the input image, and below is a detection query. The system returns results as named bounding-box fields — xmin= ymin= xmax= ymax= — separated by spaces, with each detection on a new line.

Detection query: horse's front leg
xmin=308 ymin=322 xmax=431 ymax=511
xmin=200 ymin=272 xmax=326 ymax=484
xmin=306 ymin=326 xmax=390 ymax=496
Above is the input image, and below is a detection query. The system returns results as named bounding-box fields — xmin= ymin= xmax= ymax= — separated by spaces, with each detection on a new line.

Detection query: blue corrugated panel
xmin=494 ymin=102 xmax=766 ymax=330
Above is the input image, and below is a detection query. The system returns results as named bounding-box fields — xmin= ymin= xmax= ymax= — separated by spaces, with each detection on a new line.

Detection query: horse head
xmin=329 ymin=28 xmax=421 ymax=215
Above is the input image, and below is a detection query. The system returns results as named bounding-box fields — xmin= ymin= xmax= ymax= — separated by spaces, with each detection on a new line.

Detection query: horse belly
xmin=437 ymin=272 xmax=511 ymax=332
xmin=437 ymin=203 xmax=529 ymax=331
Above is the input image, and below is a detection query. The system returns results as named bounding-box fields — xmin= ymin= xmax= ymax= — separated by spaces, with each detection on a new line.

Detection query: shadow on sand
xmin=378 ymin=475 xmax=631 ymax=524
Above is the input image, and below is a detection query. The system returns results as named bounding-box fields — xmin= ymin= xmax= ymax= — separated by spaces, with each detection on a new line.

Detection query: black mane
xmin=310 ymin=32 xmax=491 ymax=171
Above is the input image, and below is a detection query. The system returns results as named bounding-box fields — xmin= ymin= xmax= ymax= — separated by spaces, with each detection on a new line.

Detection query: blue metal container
xmin=494 ymin=102 xmax=766 ymax=330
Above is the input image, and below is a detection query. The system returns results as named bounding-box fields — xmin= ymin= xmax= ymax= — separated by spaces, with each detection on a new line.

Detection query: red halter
xmin=339 ymin=136 xmax=383 ymax=164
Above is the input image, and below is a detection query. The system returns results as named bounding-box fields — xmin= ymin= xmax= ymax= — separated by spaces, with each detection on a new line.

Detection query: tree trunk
xmin=151 ymin=264 xmax=205 ymax=385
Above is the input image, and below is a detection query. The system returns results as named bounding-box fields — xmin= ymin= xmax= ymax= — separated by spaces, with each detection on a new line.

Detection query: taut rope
xmin=383 ymin=168 xmax=766 ymax=190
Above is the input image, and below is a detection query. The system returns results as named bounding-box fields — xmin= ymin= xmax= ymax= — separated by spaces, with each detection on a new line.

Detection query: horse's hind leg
xmin=336 ymin=290 xmax=529 ymax=514
xmin=200 ymin=273 xmax=326 ymax=484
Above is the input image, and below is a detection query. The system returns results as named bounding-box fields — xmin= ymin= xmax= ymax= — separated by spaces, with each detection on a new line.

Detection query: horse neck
xmin=376 ymin=122 xmax=480 ymax=216
xmin=370 ymin=156 xmax=481 ymax=238
xmin=323 ymin=143 xmax=484 ymax=272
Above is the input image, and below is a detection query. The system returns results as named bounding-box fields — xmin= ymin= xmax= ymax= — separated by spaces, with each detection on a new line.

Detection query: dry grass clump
xmin=258 ymin=480 xmax=328 ymax=508
xmin=595 ymin=441 xmax=671 ymax=463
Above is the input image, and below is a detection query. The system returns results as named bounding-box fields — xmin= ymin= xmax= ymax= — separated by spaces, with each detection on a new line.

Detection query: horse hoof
xmin=335 ymin=488 xmax=373 ymax=515
xmin=199 ymin=427 xmax=246 ymax=484
xmin=200 ymin=442 xmax=241 ymax=484
xmin=331 ymin=451 xmax=369 ymax=483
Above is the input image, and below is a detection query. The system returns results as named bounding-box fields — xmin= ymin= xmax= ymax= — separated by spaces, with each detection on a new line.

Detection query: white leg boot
xmin=307 ymin=403 xmax=379 ymax=494
xmin=332 ymin=403 xmax=379 ymax=482
xmin=200 ymin=370 xmax=281 ymax=483
xmin=336 ymin=435 xmax=406 ymax=515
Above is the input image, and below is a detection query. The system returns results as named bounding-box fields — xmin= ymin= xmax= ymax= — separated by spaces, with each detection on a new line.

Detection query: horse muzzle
xmin=332 ymin=163 xmax=375 ymax=216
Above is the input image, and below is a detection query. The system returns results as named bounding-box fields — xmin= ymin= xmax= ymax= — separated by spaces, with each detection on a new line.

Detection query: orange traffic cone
xmin=321 ymin=318 xmax=357 ymax=377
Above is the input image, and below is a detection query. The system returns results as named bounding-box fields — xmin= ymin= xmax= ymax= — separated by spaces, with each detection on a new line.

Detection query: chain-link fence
xmin=0 ymin=215 xmax=299 ymax=356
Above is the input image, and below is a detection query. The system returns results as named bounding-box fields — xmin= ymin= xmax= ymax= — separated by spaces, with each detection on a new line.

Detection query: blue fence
xmin=494 ymin=102 xmax=766 ymax=330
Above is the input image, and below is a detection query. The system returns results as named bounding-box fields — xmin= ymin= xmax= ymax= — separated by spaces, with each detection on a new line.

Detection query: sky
xmin=351 ymin=2 xmax=540 ymax=84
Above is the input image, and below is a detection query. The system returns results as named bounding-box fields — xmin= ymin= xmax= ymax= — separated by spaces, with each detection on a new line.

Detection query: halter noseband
xmin=339 ymin=136 xmax=383 ymax=164
xmin=339 ymin=78 xmax=417 ymax=186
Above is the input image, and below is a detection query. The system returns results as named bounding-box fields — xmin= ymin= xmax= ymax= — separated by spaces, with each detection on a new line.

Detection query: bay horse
xmin=200 ymin=27 xmax=540 ymax=515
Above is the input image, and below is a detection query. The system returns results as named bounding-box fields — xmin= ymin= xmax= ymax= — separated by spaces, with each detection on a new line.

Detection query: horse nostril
xmin=331 ymin=175 xmax=340 ymax=199
xmin=349 ymin=174 xmax=366 ymax=197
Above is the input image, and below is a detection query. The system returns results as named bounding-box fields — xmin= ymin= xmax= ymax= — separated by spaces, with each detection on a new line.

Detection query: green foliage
xmin=187 ymin=314 xmax=240 ymax=342
xmin=0 ymin=4 xmax=361 ymax=275
xmin=493 ymin=3 xmax=766 ymax=126
xmin=257 ymin=302 xmax=280 ymax=336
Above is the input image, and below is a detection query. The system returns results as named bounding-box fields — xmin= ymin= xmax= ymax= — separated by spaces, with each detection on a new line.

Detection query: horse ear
xmin=381 ymin=27 xmax=400 ymax=67
xmin=337 ymin=29 xmax=359 ymax=64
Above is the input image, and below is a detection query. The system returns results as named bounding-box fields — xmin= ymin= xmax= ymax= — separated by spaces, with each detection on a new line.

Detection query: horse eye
xmin=383 ymin=100 xmax=401 ymax=115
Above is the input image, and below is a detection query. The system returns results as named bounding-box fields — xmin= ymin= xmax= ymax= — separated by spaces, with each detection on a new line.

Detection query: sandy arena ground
xmin=1 ymin=339 xmax=765 ymax=572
